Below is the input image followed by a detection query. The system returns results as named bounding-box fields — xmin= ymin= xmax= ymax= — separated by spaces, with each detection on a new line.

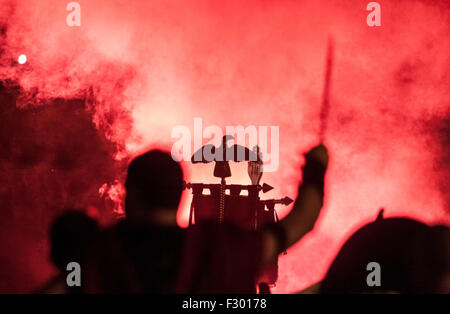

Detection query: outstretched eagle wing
xmin=226 ymin=144 xmax=259 ymax=162
xmin=191 ymin=144 xmax=216 ymax=163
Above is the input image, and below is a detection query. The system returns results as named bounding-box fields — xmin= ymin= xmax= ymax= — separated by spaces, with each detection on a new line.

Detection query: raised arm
xmin=261 ymin=144 xmax=328 ymax=266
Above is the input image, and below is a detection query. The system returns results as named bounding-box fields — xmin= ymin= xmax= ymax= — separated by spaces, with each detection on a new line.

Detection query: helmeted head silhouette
xmin=320 ymin=215 xmax=449 ymax=294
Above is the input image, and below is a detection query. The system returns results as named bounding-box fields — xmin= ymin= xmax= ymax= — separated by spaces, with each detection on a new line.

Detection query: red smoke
xmin=0 ymin=0 xmax=449 ymax=293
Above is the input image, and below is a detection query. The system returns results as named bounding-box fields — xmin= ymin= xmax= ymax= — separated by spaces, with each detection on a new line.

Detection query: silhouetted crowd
xmin=37 ymin=145 xmax=450 ymax=294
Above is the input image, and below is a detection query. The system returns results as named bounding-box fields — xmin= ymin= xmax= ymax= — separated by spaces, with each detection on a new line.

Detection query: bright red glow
xmin=0 ymin=0 xmax=449 ymax=293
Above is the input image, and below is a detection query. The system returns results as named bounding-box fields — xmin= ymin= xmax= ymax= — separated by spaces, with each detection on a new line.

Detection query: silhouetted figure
xmin=320 ymin=213 xmax=450 ymax=294
xmin=175 ymin=144 xmax=329 ymax=293
xmin=37 ymin=210 xmax=100 ymax=293
xmin=83 ymin=150 xmax=185 ymax=293
xmin=84 ymin=144 xmax=328 ymax=293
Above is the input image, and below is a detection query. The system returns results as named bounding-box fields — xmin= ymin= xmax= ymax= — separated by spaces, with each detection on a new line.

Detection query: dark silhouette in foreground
xmin=82 ymin=145 xmax=328 ymax=293
xmin=176 ymin=145 xmax=328 ymax=293
xmin=320 ymin=211 xmax=450 ymax=294
xmin=37 ymin=210 xmax=100 ymax=293
xmin=83 ymin=151 xmax=185 ymax=293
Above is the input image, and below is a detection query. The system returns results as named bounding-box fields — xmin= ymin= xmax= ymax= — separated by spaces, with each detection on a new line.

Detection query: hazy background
xmin=0 ymin=0 xmax=448 ymax=293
